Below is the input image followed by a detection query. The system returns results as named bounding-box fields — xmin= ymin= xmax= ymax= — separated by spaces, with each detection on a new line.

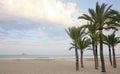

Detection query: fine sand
xmin=0 ymin=58 xmax=120 ymax=74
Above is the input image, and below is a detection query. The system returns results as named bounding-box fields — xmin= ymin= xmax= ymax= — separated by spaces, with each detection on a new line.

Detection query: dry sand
xmin=0 ymin=58 xmax=120 ymax=74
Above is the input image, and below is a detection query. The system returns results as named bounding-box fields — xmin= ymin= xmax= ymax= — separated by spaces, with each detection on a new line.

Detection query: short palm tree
xmin=103 ymin=34 xmax=112 ymax=66
xmin=78 ymin=2 xmax=120 ymax=72
xmin=109 ymin=31 xmax=120 ymax=68
xmin=78 ymin=37 xmax=91 ymax=68
xmin=66 ymin=27 xmax=80 ymax=70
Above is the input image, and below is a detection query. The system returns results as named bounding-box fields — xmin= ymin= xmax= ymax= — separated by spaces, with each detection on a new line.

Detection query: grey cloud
xmin=0 ymin=9 xmax=42 ymax=30
xmin=0 ymin=18 xmax=40 ymax=30
xmin=0 ymin=8 xmax=68 ymax=44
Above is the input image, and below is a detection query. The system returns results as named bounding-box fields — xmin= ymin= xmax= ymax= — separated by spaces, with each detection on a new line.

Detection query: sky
xmin=0 ymin=0 xmax=120 ymax=55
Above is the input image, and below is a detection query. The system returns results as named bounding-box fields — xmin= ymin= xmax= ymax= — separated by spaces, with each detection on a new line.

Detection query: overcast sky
xmin=0 ymin=0 xmax=120 ymax=55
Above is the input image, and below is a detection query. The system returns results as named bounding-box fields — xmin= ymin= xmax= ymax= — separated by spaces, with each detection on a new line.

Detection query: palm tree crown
xmin=109 ymin=31 xmax=120 ymax=47
xmin=78 ymin=2 xmax=120 ymax=30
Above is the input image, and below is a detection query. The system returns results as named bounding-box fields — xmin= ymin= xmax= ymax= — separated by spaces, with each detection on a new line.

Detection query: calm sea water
xmin=0 ymin=55 xmax=92 ymax=60
xmin=0 ymin=55 xmax=119 ymax=60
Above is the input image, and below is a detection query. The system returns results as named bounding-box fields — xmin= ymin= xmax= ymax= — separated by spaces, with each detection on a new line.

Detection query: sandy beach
xmin=0 ymin=58 xmax=120 ymax=74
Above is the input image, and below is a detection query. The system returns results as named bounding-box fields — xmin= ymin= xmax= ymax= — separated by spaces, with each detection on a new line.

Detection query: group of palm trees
xmin=66 ymin=2 xmax=120 ymax=72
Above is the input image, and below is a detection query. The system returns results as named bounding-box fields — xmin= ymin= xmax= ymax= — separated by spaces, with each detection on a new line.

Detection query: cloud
xmin=0 ymin=19 xmax=69 ymax=44
xmin=0 ymin=0 xmax=86 ymax=54
xmin=0 ymin=0 xmax=85 ymax=26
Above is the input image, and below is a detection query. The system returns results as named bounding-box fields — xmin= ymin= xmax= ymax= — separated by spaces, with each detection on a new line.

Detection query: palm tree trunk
xmin=108 ymin=45 xmax=112 ymax=66
xmin=112 ymin=46 xmax=117 ymax=68
xmin=92 ymin=38 xmax=98 ymax=69
xmin=80 ymin=50 xmax=84 ymax=68
xmin=96 ymin=45 xmax=99 ymax=67
xmin=99 ymin=30 xmax=106 ymax=72
xmin=75 ymin=46 xmax=79 ymax=70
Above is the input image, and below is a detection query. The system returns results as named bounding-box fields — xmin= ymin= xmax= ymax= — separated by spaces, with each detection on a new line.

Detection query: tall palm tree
xmin=109 ymin=31 xmax=120 ymax=68
xmin=103 ymin=34 xmax=112 ymax=66
xmin=66 ymin=27 xmax=80 ymax=70
xmin=78 ymin=2 xmax=120 ymax=72
xmin=94 ymin=32 xmax=99 ymax=68
xmin=78 ymin=37 xmax=91 ymax=68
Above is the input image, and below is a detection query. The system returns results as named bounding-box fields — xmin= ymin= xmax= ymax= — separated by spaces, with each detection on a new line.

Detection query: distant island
xmin=22 ymin=53 xmax=28 ymax=55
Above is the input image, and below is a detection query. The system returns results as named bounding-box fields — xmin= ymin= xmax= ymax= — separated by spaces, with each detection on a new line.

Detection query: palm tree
xmin=66 ymin=27 xmax=80 ymax=70
xmin=103 ymin=34 xmax=112 ymax=66
xmin=78 ymin=37 xmax=91 ymax=68
xmin=109 ymin=31 xmax=120 ymax=68
xmin=80 ymin=22 xmax=99 ymax=69
xmin=78 ymin=2 xmax=120 ymax=72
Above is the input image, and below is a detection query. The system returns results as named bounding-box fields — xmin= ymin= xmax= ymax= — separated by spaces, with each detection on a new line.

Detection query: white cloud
xmin=0 ymin=0 xmax=87 ymax=55
xmin=0 ymin=0 xmax=86 ymax=26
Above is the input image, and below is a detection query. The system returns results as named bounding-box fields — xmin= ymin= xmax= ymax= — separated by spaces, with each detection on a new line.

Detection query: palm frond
xmin=70 ymin=43 xmax=75 ymax=46
xmin=78 ymin=37 xmax=91 ymax=51
xmin=89 ymin=9 xmax=97 ymax=21
xmin=69 ymin=47 xmax=75 ymax=51
xmin=86 ymin=48 xmax=92 ymax=50
xmin=78 ymin=14 xmax=93 ymax=22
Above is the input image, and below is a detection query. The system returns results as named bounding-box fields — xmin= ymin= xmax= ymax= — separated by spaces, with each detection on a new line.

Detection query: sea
xmin=0 ymin=55 xmax=92 ymax=60
xmin=0 ymin=54 xmax=120 ymax=60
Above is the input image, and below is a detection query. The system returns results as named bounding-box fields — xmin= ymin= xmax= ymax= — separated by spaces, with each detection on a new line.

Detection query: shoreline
xmin=0 ymin=56 xmax=119 ymax=61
